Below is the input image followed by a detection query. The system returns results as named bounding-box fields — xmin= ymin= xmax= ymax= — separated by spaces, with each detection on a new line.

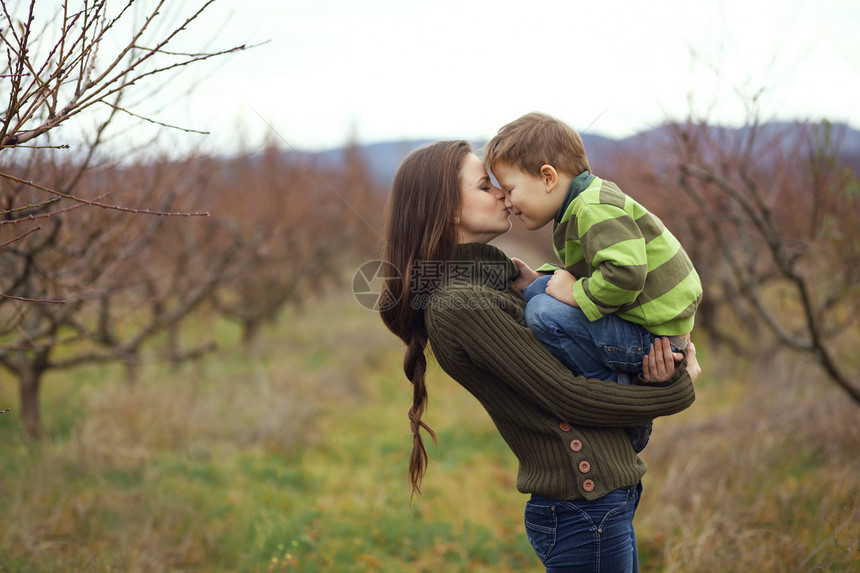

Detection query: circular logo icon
xmin=352 ymin=260 xmax=402 ymax=311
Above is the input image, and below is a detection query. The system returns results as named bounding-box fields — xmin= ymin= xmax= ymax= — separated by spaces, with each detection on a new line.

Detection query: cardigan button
xmin=579 ymin=461 xmax=591 ymax=474
xmin=570 ymin=439 xmax=582 ymax=452
xmin=583 ymin=480 xmax=595 ymax=492
xmin=559 ymin=422 xmax=571 ymax=432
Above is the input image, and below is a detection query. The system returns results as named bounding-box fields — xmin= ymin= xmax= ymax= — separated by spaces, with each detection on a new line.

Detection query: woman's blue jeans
xmin=524 ymin=483 xmax=642 ymax=572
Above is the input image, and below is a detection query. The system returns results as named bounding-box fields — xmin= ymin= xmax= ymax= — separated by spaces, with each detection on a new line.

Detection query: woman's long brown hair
xmin=379 ymin=140 xmax=471 ymax=500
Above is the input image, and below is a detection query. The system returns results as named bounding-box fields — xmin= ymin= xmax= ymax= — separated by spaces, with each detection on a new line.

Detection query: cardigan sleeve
xmin=425 ymin=285 xmax=695 ymax=427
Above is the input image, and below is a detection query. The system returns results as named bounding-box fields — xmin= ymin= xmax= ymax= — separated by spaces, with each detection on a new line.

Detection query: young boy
xmin=484 ymin=112 xmax=702 ymax=452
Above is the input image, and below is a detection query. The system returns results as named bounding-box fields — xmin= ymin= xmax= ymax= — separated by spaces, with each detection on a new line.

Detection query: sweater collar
xmin=449 ymin=242 xmax=518 ymax=289
xmin=555 ymin=170 xmax=595 ymax=225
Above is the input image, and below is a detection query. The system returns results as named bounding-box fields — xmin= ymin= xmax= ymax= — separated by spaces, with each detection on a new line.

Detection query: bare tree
xmin=211 ymin=142 xmax=383 ymax=345
xmin=1 ymin=140 xmax=384 ymax=439
xmin=0 ymin=0 xmax=249 ymax=438
xmin=0 ymin=0 xmax=246 ymax=221
xmin=606 ymin=135 xmax=754 ymax=355
xmin=0 ymin=156 xmax=250 ymax=438
xmin=667 ymin=118 xmax=860 ymax=403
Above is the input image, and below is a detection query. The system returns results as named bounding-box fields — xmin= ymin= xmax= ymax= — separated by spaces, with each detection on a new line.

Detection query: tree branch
xmin=0 ymin=172 xmax=209 ymax=216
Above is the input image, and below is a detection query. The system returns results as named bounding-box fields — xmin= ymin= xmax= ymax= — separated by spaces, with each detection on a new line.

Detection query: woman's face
xmin=456 ymin=153 xmax=511 ymax=244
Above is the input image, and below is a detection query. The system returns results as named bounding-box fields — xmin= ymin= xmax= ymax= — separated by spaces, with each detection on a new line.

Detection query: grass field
xmin=1 ymin=288 xmax=858 ymax=572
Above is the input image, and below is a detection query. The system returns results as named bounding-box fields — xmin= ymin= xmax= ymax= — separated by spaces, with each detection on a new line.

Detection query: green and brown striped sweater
xmin=425 ymin=243 xmax=696 ymax=501
xmin=536 ymin=172 xmax=702 ymax=336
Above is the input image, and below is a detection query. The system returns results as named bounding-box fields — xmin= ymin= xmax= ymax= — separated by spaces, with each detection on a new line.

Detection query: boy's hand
xmin=511 ymin=257 xmax=540 ymax=291
xmin=546 ymin=269 xmax=578 ymax=307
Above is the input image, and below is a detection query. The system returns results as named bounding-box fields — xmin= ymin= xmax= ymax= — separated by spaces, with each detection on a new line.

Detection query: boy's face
xmin=492 ymin=163 xmax=561 ymax=230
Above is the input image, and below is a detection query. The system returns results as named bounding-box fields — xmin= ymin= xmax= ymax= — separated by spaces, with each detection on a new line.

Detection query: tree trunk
xmin=167 ymin=327 xmax=181 ymax=372
xmin=241 ymin=319 xmax=261 ymax=347
xmin=18 ymin=367 xmax=43 ymax=440
xmin=125 ymin=352 xmax=141 ymax=387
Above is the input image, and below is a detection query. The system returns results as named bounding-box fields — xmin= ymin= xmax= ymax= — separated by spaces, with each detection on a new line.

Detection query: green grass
xmin=1 ymin=289 xmax=858 ymax=572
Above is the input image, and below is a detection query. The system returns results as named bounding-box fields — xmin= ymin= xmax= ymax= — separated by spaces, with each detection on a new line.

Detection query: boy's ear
xmin=540 ymin=165 xmax=559 ymax=193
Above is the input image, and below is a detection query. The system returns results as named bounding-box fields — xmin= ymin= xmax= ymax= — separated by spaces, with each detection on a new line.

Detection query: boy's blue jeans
xmin=523 ymin=275 xmax=653 ymax=452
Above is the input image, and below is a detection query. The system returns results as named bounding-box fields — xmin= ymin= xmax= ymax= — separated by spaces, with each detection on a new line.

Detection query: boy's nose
xmin=503 ymin=194 xmax=512 ymax=208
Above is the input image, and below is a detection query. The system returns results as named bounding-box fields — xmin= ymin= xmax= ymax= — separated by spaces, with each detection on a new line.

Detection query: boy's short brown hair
xmin=484 ymin=112 xmax=590 ymax=177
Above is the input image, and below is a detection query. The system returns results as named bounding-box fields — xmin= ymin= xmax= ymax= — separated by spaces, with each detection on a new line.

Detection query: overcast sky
xmin=167 ymin=0 xmax=859 ymax=153
xmin=38 ymin=0 xmax=860 ymax=154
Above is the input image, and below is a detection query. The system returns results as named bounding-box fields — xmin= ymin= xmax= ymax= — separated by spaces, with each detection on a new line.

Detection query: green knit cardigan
xmin=424 ymin=242 xmax=696 ymax=501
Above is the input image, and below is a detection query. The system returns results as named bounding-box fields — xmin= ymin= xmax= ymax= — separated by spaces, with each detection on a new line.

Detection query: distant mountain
xmin=308 ymin=133 xmax=625 ymax=188
xmin=313 ymin=139 xmax=435 ymax=184
xmin=617 ymin=121 xmax=860 ymax=172
xmin=297 ymin=121 xmax=860 ymax=189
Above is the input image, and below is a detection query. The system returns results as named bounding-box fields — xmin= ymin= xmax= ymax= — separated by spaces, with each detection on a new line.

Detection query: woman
xmin=379 ymin=140 xmax=699 ymax=571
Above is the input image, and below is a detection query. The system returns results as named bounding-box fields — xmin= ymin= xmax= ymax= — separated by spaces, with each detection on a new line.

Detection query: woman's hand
xmin=511 ymin=257 xmax=541 ymax=291
xmin=642 ymin=336 xmax=701 ymax=383
xmin=642 ymin=337 xmax=682 ymax=382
